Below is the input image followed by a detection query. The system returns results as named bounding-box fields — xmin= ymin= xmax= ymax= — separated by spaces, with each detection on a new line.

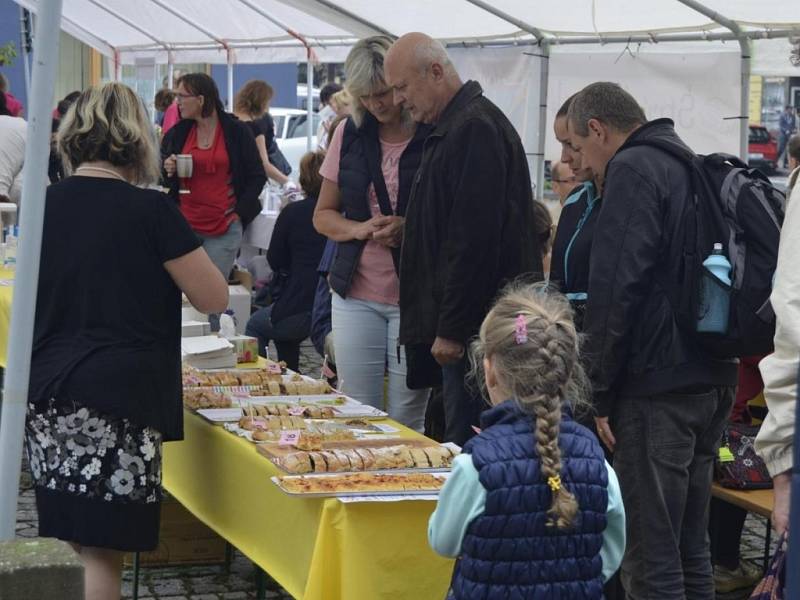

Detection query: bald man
xmin=385 ymin=33 xmax=541 ymax=445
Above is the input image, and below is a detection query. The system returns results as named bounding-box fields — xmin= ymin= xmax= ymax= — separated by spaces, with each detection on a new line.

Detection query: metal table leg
xmin=225 ymin=542 xmax=234 ymax=573
xmin=255 ymin=566 xmax=266 ymax=600
xmin=764 ymin=519 xmax=772 ymax=571
xmin=132 ymin=551 xmax=140 ymax=600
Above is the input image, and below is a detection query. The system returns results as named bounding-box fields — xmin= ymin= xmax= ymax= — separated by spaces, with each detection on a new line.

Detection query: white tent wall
xmin=447 ymin=43 xmax=741 ymax=194
xmin=546 ymin=44 xmax=742 ymax=161
xmin=449 ymin=47 xmax=542 ymax=188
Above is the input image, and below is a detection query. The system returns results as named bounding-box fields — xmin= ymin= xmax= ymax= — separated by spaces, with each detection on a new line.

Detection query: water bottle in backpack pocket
xmin=697 ymin=243 xmax=732 ymax=334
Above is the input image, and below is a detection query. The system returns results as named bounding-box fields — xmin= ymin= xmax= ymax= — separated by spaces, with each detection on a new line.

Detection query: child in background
xmin=429 ymin=284 xmax=625 ymax=599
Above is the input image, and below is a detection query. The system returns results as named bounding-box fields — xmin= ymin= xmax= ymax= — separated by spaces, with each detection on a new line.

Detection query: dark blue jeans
xmin=245 ymin=305 xmax=311 ymax=372
xmin=612 ymin=387 xmax=734 ymax=600
xmin=441 ymin=355 xmax=488 ymax=446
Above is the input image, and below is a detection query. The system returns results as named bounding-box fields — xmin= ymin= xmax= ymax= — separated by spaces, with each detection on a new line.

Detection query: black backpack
xmin=632 ymin=139 xmax=785 ymax=358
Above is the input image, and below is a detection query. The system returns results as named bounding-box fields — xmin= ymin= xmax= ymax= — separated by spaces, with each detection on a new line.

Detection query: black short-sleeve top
xmin=29 ymin=176 xmax=201 ymax=440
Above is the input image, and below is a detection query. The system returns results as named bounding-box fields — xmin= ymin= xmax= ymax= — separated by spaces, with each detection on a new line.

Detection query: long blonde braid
xmin=470 ymin=283 xmax=587 ymax=528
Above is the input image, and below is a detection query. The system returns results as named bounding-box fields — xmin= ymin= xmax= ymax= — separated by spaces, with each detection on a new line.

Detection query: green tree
xmin=0 ymin=42 xmax=18 ymax=67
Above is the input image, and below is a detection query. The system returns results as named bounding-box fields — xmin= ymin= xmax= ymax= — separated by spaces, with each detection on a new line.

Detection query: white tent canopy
xmin=12 ymin=0 xmax=800 ymax=64
xmin=10 ymin=0 xmax=800 ymax=189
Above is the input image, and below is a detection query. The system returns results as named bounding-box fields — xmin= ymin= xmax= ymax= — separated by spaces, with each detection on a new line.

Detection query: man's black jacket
xmin=399 ymin=81 xmax=541 ymax=347
xmin=584 ymin=118 xmax=737 ymax=416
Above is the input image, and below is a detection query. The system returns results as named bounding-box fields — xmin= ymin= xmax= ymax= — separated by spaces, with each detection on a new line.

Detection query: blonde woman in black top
xmin=27 ymin=82 xmax=228 ymax=600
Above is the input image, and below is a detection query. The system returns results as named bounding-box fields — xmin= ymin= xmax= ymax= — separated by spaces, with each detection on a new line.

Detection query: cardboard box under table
xmin=124 ymin=493 xmax=226 ymax=567
xmin=163 ymin=410 xmax=454 ymax=600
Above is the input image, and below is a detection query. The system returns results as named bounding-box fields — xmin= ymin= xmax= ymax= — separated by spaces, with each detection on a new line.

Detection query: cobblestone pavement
xmin=14 ymin=345 xmax=776 ymax=599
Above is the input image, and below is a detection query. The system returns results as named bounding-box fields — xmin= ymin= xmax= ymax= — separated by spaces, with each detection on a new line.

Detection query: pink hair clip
xmin=515 ymin=313 xmax=528 ymax=344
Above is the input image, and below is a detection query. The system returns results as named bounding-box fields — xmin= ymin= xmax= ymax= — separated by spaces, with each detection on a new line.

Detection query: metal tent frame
xmin=1 ymin=3 xmax=798 ymax=597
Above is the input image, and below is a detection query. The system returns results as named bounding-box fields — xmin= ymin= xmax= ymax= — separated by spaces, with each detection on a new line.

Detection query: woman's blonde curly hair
xmin=470 ymin=282 xmax=591 ymax=528
xmin=57 ymin=82 xmax=160 ymax=186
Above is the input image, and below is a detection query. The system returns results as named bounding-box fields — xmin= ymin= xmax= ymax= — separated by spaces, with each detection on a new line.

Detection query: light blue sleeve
xmin=601 ymin=460 xmax=626 ymax=582
xmin=428 ymin=453 xmax=487 ymax=558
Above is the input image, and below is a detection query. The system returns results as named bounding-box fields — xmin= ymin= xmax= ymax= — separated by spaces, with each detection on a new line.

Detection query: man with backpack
xmin=567 ymin=82 xmax=742 ymax=600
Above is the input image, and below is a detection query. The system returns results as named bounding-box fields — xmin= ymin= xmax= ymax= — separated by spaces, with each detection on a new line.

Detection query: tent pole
xmin=306 ymin=56 xmax=314 ymax=151
xmin=114 ymin=49 xmax=121 ymax=81
xmin=737 ymin=38 xmax=751 ymax=161
xmin=19 ymin=6 xmax=32 ymax=102
xmin=0 ymin=0 xmax=63 ymax=542
xmin=674 ymin=0 xmax=749 ymax=159
xmin=167 ymin=51 xmax=174 ymax=90
xmin=227 ymin=48 xmax=234 ymax=112
xmin=536 ymin=42 xmax=550 ymax=201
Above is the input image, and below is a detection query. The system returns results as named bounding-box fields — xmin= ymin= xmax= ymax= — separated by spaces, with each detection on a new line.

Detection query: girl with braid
xmin=428 ymin=284 xmax=626 ymax=599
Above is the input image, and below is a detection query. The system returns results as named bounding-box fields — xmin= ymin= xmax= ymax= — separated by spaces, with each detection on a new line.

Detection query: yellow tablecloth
xmin=0 ymin=268 xmax=16 ymax=368
xmin=163 ymin=410 xmax=455 ymax=600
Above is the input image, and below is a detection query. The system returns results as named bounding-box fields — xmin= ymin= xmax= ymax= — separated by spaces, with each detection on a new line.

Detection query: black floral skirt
xmin=24 ymin=399 xmax=164 ymax=552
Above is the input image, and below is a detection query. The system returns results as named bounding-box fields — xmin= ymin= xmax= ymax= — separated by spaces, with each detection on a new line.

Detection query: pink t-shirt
xmin=320 ymin=120 xmax=410 ymax=306
xmin=4 ymin=93 xmax=23 ymax=118
xmin=161 ymin=101 xmax=180 ymax=135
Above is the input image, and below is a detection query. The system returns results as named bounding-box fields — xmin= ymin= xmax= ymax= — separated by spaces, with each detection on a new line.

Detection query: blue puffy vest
xmin=450 ymin=399 xmax=608 ymax=600
xmin=327 ymin=114 xmax=429 ymax=298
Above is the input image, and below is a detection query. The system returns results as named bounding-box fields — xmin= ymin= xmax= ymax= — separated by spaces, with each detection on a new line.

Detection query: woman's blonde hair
xmin=470 ymin=282 xmax=590 ymax=529
xmin=57 ymin=82 xmax=160 ymax=186
xmin=344 ymin=36 xmax=412 ymax=129
xmin=329 ymin=90 xmax=352 ymax=115
xmin=234 ymin=80 xmax=274 ymax=118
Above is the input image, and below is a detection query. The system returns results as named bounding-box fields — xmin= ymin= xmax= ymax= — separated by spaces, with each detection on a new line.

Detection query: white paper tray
xmin=246 ymin=395 xmax=388 ymax=419
xmin=224 ymin=422 xmax=402 ymax=444
xmin=196 ymin=408 xmax=243 ymax=423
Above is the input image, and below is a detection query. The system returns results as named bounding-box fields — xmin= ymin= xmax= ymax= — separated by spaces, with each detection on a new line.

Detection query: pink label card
xmin=278 ymin=430 xmax=301 ymax=447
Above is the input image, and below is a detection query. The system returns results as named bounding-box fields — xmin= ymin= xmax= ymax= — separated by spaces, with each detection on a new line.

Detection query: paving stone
xmin=160 ymin=596 xmax=189 ymax=600
xmin=190 ymin=594 xmax=220 ymax=600
xmin=152 ymin=579 xmax=187 ymax=596
xmin=219 ymin=592 xmax=250 ymax=599
xmin=190 ymin=576 xmax=229 ymax=595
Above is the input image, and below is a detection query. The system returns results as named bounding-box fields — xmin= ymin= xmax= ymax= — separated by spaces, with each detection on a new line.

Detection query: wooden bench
xmin=711 ymin=483 xmax=774 ymax=569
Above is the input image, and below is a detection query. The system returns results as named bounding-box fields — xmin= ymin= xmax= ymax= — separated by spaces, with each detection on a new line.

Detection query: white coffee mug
xmin=176 ymin=154 xmax=193 ymax=178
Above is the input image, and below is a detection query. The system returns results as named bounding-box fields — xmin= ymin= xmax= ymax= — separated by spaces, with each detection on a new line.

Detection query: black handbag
xmin=405 ymin=342 xmax=442 ymax=390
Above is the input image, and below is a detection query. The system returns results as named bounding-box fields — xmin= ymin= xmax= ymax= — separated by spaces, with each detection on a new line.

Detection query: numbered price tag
xmin=287 ymin=405 xmax=307 ymax=416
xmin=278 ymin=430 xmax=301 ymax=447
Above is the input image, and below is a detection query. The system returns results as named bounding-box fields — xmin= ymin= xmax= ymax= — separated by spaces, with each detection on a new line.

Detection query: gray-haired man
xmin=568 ymin=82 xmax=737 ymax=600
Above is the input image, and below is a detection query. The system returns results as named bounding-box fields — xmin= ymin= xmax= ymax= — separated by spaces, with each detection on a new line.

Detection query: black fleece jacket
xmin=161 ymin=112 xmax=266 ymax=228
xmin=583 ymin=119 xmax=738 ymax=416
xmin=399 ymin=81 xmax=541 ymax=347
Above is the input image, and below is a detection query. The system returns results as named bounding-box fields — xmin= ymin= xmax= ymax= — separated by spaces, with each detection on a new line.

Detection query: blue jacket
xmin=310 ymin=239 xmax=336 ymax=358
xmin=451 ymin=400 xmax=608 ymax=600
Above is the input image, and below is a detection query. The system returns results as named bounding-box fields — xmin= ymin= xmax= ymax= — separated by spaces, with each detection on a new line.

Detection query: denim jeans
xmin=196 ymin=219 xmax=242 ymax=330
xmin=441 ymin=355 xmax=488 ymax=446
xmin=611 ymin=387 xmax=734 ymax=600
xmin=245 ymin=305 xmax=311 ymax=372
xmin=331 ymin=293 xmax=428 ymax=432
xmin=196 ymin=218 xmax=242 ymax=280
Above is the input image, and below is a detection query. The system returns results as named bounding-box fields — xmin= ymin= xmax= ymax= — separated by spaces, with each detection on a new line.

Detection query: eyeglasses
xmin=176 ymin=93 xmax=199 ymax=100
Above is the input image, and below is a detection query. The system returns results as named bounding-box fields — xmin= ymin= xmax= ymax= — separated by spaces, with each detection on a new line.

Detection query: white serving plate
xmin=245 ymin=395 xmax=388 ymax=419
xmin=196 ymin=407 xmax=244 ymax=423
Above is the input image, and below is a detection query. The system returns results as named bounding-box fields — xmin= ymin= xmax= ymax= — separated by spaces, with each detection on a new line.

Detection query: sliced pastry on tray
xmin=276 ymin=472 xmax=447 ymax=495
xmin=277 ymin=444 xmax=458 ymax=474
xmin=183 ymin=388 xmax=233 ymax=409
